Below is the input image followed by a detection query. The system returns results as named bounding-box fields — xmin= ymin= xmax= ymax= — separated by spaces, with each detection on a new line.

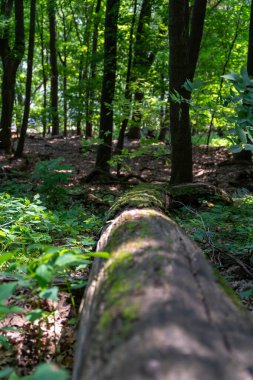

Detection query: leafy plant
xmin=174 ymin=195 xmax=253 ymax=258
xmin=33 ymin=158 xmax=74 ymax=207
xmin=0 ymin=191 xmax=104 ymax=375
xmin=109 ymin=138 xmax=170 ymax=170
xmin=222 ymin=67 xmax=253 ymax=153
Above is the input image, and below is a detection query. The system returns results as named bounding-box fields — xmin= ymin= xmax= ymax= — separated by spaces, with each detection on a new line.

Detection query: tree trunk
xmin=158 ymin=73 xmax=169 ymax=142
xmin=85 ymin=0 xmax=102 ymax=139
xmin=58 ymin=4 xmax=68 ymax=138
xmin=95 ymin=0 xmax=120 ymax=173
xmin=73 ymin=191 xmax=253 ymax=380
xmin=127 ymin=0 xmax=153 ymax=140
xmin=37 ymin=6 xmax=48 ymax=137
xmin=115 ymin=0 xmax=138 ymax=173
xmin=15 ymin=0 xmax=36 ymax=158
xmin=48 ymin=0 xmax=59 ymax=136
xmin=0 ymin=0 xmax=25 ymax=153
xmin=188 ymin=0 xmax=207 ymax=82
xmin=158 ymin=103 xmax=169 ymax=141
xmin=169 ymin=0 xmax=192 ymax=184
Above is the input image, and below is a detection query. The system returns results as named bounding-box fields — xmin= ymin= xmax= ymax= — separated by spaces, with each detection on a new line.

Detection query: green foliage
xmin=192 ymin=133 xmax=230 ymax=147
xmin=0 ymin=363 xmax=69 ymax=380
xmin=222 ymin=67 xmax=253 ymax=153
xmin=0 ymin=192 xmax=104 ymax=377
xmin=33 ymin=158 xmax=74 ymax=207
xmin=174 ymin=194 xmax=253 ymax=300
xmin=109 ymin=138 xmax=170 ymax=170
xmin=174 ymin=194 xmax=253 ymax=256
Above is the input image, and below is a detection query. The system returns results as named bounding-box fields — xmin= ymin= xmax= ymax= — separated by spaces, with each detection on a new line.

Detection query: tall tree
xmin=0 ymin=0 xmax=25 ymax=153
xmin=127 ymin=0 xmax=154 ymax=139
xmin=115 ymin=0 xmax=138 ymax=164
xmin=188 ymin=0 xmax=207 ymax=82
xmin=248 ymin=0 xmax=253 ymax=77
xmin=169 ymin=0 xmax=192 ymax=184
xmin=37 ymin=4 xmax=49 ymax=137
xmin=95 ymin=0 xmax=120 ymax=173
xmin=86 ymin=0 xmax=102 ymax=139
xmin=169 ymin=0 xmax=207 ymax=184
xmin=48 ymin=0 xmax=59 ymax=135
xmin=15 ymin=0 xmax=36 ymax=158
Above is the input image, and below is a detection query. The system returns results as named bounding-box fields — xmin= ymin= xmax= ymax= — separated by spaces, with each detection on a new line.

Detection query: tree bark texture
xmin=48 ymin=0 xmax=59 ymax=135
xmin=169 ymin=0 xmax=192 ymax=184
xmin=127 ymin=0 xmax=153 ymax=140
xmin=73 ymin=203 xmax=253 ymax=380
xmin=15 ymin=0 xmax=36 ymax=158
xmin=95 ymin=0 xmax=120 ymax=172
xmin=116 ymin=0 xmax=138 ymax=160
xmin=188 ymin=0 xmax=207 ymax=82
xmin=87 ymin=0 xmax=102 ymax=138
xmin=0 ymin=0 xmax=25 ymax=153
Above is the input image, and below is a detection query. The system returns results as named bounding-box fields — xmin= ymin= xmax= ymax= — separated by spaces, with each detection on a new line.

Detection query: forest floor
xmin=0 ymin=135 xmax=253 ymax=378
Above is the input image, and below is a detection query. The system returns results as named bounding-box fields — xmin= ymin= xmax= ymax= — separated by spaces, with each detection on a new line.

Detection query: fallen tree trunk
xmin=73 ymin=188 xmax=253 ymax=380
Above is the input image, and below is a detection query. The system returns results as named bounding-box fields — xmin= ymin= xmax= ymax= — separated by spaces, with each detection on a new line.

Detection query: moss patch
xmin=107 ymin=184 xmax=165 ymax=219
xmin=213 ymin=269 xmax=242 ymax=308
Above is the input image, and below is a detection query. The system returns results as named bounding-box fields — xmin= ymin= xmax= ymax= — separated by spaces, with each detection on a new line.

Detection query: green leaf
xmin=222 ymin=72 xmax=237 ymax=81
xmin=229 ymin=145 xmax=242 ymax=153
xmin=0 ymin=252 xmax=13 ymax=266
xmin=54 ymin=253 xmax=87 ymax=267
xmin=0 ymin=335 xmax=12 ymax=350
xmin=241 ymin=66 xmax=250 ymax=85
xmin=25 ymin=309 xmax=45 ymax=323
xmin=39 ymin=287 xmax=59 ymax=301
xmin=81 ymin=238 xmax=95 ymax=246
xmin=70 ymin=280 xmax=87 ymax=289
xmin=32 ymin=363 xmax=69 ymax=380
xmin=0 ymin=368 xmax=13 ymax=379
xmin=0 ymin=282 xmax=18 ymax=304
xmin=183 ymin=79 xmax=193 ymax=92
xmin=89 ymin=251 xmax=110 ymax=259
xmin=35 ymin=264 xmax=54 ymax=287
xmin=0 ymin=305 xmax=23 ymax=315
xmin=244 ymin=144 xmax=253 ymax=151
xmin=235 ymin=126 xmax=247 ymax=143
xmin=239 ymin=289 xmax=253 ymax=298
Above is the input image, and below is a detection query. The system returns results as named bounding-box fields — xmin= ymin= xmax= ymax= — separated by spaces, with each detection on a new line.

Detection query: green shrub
xmin=33 ymin=158 xmax=74 ymax=207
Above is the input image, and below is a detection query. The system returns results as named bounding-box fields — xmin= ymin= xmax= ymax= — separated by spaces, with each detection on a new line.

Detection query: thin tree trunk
xmin=188 ymin=0 xmax=207 ymax=82
xmin=0 ymin=0 xmax=25 ymax=153
xmin=37 ymin=7 xmax=48 ymax=137
xmin=115 ymin=0 xmax=138 ymax=171
xmin=48 ymin=0 xmax=59 ymax=136
xmin=128 ymin=0 xmax=152 ymax=140
xmin=95 ymin=0 xmax=120 ymax=173
xmin=159 ymin=103 xmax=170 ymax=142
xmin=86 ymin=0 xmax=102 ymax=139
xmin=169 ymin=0 xmax=192 ymax=184
xmin=15 ymin=0 xmax=36 ymax=158
xmin=60 ymin=7 xmax=68 ymax=137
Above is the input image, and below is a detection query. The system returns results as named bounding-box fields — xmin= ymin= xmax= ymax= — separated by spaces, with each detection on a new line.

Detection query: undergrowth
xmin=173 ymin=193 xmax=253 ymax=298
xmin=0 ymin=189 xmax=104 ymax=379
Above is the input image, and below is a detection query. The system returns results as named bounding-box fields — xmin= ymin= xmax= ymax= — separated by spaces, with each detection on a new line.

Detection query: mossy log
xmin=108 ymin=182 xmax=232 ymax=219
xmin=73 ymin=187 xmax=253 ymax=380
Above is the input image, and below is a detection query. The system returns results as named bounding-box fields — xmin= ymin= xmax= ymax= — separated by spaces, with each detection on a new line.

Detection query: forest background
xmin=0 ymin=0 xmax=253 ymax=379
